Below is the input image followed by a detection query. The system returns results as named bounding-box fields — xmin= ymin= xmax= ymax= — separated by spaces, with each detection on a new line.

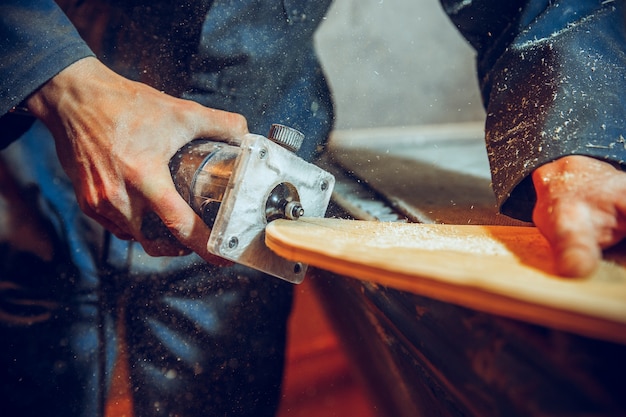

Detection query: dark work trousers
xmin=0 ymin=2 xmax=333 ymax=416
xmin=0 ymin=121 xmax=293 ymax=417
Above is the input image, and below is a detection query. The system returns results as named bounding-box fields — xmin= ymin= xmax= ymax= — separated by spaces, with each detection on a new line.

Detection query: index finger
xmin=184 ymin=101 xmax=249 ymax=146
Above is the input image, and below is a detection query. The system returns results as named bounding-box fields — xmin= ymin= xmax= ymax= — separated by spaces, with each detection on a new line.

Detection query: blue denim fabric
xmin=182 ymin=0 xmax=334 ymax=160
xmin=0 ymin=122 xmax=294 ymax=417
xmin=0 ymin=1 xmax=333 ymax=415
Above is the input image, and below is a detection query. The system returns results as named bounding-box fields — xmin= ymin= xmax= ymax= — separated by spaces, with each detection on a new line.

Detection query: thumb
xmin=142 ymin=174 xmax=231 ymax=266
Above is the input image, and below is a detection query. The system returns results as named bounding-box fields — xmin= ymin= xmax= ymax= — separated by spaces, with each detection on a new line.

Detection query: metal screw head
xmin=259 ymin=148 xmax=268 ymax=159
xmin=227 ymin=236 xmax=239 ymax=249
xmin=320 ymin=180 xmax=328 ymax=191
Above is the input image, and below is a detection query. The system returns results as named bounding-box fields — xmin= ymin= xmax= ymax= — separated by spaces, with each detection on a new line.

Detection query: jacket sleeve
xmin=441 ymin=0 xmax=626 ymax=221
xmin=0 ymin=0 xmax=94 ymax=148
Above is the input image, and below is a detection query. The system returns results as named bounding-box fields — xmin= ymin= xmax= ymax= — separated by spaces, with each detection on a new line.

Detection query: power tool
xmin=168 ymin=124 xmax=335 ymax=283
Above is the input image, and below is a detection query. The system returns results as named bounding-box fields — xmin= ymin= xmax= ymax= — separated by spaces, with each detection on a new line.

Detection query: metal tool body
xmin=169 ymin=125 xmax=335 ymax=283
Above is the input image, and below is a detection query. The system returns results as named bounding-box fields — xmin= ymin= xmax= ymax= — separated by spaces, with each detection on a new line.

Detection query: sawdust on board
xmin=351 ymin=222 xmax=521 ymax=257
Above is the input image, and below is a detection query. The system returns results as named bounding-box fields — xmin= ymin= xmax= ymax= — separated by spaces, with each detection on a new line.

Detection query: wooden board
xmin=265 ymin=217 xmax=626 ymax=345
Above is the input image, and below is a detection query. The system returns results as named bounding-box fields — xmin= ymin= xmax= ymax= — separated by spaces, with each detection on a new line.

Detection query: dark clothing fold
xmin=442 ymin=0 xmax=626 ymax=220
xmin=0 ymin=1 xmax=332 ymax=416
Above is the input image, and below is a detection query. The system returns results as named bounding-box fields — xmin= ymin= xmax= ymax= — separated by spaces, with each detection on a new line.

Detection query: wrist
xmin=24 ymin=57 xmax=101 ymax=121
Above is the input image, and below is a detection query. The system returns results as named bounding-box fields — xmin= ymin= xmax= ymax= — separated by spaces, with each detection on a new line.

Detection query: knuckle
xmin=230 ymin=112 xmax=248 ymax=133
xmin=78 ymin=190 xmax=102 ymax=215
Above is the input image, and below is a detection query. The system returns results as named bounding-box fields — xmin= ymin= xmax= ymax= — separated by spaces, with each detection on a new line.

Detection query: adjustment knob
xmin=268 ymin=124 xmax=305 ymax=153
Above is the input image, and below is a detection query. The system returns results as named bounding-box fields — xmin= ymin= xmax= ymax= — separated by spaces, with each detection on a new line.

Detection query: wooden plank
xmin=265 ymin=217 xmax=626 ymax=345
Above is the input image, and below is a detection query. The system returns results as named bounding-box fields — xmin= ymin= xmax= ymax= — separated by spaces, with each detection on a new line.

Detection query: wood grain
xmin=265 ymin=217 xmax=626 ymax=345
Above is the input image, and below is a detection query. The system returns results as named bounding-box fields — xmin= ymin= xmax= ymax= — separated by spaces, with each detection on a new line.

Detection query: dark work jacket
xmin=442 ymin=0 xmax=626 ymax=220
xmin=0 ymin=1 xmax=94 ymax=143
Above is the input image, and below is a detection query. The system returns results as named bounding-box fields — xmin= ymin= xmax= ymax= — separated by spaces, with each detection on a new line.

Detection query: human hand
xmin=531 ymin=155 xmax=626 ymax=277
xmin=25 ymin=57 xmax=248 ymax=264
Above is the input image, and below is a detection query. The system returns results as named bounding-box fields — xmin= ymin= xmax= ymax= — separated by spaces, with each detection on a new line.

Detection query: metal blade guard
xmin=169 ymin=124 xmax=335 ymax=283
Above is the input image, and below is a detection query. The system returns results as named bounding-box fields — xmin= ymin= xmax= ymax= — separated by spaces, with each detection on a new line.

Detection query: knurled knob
xmin=268 ymin=124 xmax=305 ymax=153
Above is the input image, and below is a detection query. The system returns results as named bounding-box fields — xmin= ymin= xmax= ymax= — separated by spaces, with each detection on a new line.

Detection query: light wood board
xmin=266 ymin=217 xmax=626 ymax=345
